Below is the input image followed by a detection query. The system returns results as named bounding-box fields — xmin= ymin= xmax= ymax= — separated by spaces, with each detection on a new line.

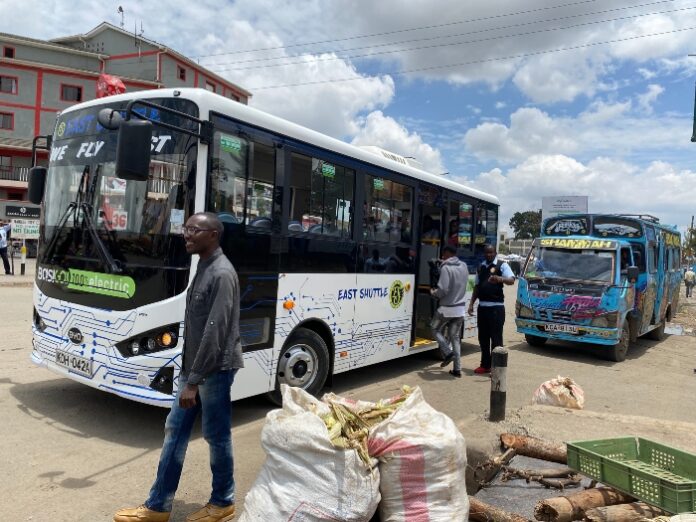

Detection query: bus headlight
xmin=116 ymin=324 xmax=180 ymax=358
xmin=591 ymin=312 xmax=619 ymax=328
xmin=516 ymin=302 xmax=535 ymax=319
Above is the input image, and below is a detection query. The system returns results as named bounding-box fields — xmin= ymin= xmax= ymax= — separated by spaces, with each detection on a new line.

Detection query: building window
xmin=0 ymin=112 xmax=13 ymax=130
xmin=228 ymin=93 xmax=240 ymax=101
xmin=177 ymin=65 xmax=186 ymax=81
xmin=7 ymin=192 xmax=22 ymax=201
xmin=205 ymin=81 xmax=216 ymax=93
xmin=3 ymin=46 xmax=15 ymax=59
xmin=0 ymin=75 xmax=18 ymax=94
xmin=0 ymin=155 xmax=10 ymax=176
xmin=61 ymin=84 xmax=83 ymax=102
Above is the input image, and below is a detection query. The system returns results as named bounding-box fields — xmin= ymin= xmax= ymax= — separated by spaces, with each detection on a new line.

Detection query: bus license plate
xmin=544 ymin=324 xmax=578 ymax=334
xmin=55 ymin=350 xmax=92 ymax=378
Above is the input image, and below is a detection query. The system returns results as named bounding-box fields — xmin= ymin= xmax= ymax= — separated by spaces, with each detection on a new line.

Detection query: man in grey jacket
xmin=430 ymin=245 xmax=470 ymax=378
xmin=115 ymin=212 xmax=243 ymax=522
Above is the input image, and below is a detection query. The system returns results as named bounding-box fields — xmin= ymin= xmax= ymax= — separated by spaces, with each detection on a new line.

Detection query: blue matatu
xmin=515 ymin=214 xmax=682 ymax=362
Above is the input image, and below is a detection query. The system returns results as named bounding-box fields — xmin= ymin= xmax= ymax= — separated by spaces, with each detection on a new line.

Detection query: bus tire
xmin=524 ymin=334 xmax=547 ymax=347
xmin=606 ymin=323 xmax=630 ymax=362
xmin=267 ymin=327 xmax=330 ymax=406
xmin=646 ymin=321 xmax=666 ymax=341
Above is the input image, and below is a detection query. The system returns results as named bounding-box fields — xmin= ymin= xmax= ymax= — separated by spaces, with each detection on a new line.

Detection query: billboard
xmin=10 ymin=219 xmax=40 ymax=240
xmin=542 ymin=196 xmax=588 ymax=221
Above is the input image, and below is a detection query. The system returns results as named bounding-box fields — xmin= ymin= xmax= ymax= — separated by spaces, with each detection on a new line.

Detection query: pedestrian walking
xmin=0 ymin=220 xmax=12 ymax=275
xmin=468 ymin=244 xmax=515 ymax=374
xmin=114 ymin=212 xmax=243 ymax=522
xmin=685 ymin=268 xmax=696 ymax=298
xmin=430 ymin=245 xmax=469 ymax=378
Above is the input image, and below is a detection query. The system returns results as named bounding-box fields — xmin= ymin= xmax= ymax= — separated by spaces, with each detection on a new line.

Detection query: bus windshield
xmin=37 ymin=99 xmax=199 ymax=310
xmin=524 ymin=246 xmax=616 ymax=283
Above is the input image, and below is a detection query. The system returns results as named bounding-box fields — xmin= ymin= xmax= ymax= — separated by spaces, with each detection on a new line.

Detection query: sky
xmin=3 ymin=0 xmax=696 ymax=236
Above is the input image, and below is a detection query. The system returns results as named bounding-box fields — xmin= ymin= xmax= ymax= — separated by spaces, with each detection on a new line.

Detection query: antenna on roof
xmin=139 ymin=21 xmax=144 ymax=37
xmin=117 ymin=6 xmax=124 ymax=29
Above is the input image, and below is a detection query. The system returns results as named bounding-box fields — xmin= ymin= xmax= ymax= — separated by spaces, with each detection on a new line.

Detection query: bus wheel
xmin=524 ymin=334 xmax=547 ymax=347
xmin=267 ymin=327 xmax=330 ymax=405
xmin=647 ymin=321 xmax=666 ymax=341
xmin=606 ymin=323 xmax=630 ymax=362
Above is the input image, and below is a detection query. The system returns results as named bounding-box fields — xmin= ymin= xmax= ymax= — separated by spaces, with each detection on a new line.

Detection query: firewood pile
xmin=469 ymin=433 xmax=673 ymax=522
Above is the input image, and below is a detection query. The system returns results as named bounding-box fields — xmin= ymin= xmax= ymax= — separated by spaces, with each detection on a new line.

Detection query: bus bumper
xmin=31 ymin=327 xmax=178 ymax=408
xmin=515 ymin=318 xmax=620 ymax=345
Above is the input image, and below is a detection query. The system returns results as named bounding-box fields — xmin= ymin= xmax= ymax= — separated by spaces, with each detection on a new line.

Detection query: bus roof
xmin=63 ymin=88 xmax=500 ymax=205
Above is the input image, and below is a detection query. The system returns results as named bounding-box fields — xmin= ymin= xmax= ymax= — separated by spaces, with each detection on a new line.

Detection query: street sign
xmin=5 ymin=205 xmax=40 ymax=218
xmin=542 ymin=196 xmax=588 ymax=221
xmin=10 ymin=219 xmax=40 ymax=240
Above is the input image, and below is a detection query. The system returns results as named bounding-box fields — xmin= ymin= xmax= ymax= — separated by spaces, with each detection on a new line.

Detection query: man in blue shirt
xmin=0 ymin=221 xmax=11 ymax=275
xmin=467 ymin=244 xmax=515 ymax=374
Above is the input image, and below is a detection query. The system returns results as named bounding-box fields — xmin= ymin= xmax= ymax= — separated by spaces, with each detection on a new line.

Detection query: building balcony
xmin=0 ymin=166 xmax=29 ymax=183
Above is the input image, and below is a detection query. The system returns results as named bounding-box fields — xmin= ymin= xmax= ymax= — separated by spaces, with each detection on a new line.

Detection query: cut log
xmin=534 ymin=487 xmax=635 ymax=522
xmin=470 ymin=496 xmax=530 ymax=522
xmin=584 ymin=502 xmax=667 ymax=522
xmin=500 ymin=433 xmax=567 ymax=464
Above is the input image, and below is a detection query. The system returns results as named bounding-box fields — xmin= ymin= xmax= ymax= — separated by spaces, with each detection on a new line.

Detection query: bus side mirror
xmin=28 ymin=166 xmax=47 ymax=204
xmin=627 ymin=266 xmax=639 ymax=283
xmin=116 ymin=118 xmax=152 ymax=181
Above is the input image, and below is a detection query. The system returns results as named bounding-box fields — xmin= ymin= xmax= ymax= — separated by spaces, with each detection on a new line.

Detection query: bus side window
xmin=289 ymin=153 xmax=354 ymax=238
xmin=620 ymin=247 xmax=631 ymax=273
xmin=648 ymin=246 xmax=658 ymax=273
xmin=364 ymin=175 xmax=412 ymax=244
xmin=631 ymin=244 xmax=645 ymax=271
xmin=208 ymin=133 xmax=276 ymax=228
xmin=209 ymin=132 xmax=248 ymax=223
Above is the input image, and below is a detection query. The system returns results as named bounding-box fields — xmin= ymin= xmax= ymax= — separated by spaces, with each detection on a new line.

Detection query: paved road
xmin=1 ymin=284 xmax=695 ymax=521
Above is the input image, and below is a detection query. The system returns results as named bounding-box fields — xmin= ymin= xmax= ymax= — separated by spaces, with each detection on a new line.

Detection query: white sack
xmin=238 ymin=385 xmax=380 ymax=522
xmin=532 ymin=375 xmax=585 ymax=409
xmin=367 ymin=387 xmax=469 ymax=522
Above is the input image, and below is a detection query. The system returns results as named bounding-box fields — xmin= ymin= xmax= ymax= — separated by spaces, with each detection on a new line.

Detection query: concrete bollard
xmin=489 ymin=346 xmax=508 ymax=422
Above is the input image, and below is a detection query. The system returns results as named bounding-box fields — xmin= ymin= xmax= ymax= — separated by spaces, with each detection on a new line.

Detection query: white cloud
xmin=351 ymin=111 xmax=445 ymax=174
xmin=464 ymin=102 xmax=691 ymax=165
xmin=636 ymin=84 xmax=664 ymax=113
xmin=495 ymin=101 xmax=506 ymax=109
xmin=464 ymin=107 xmax=578 ymax=163
xmin=456 ymin=154 xmax=696 ymax=234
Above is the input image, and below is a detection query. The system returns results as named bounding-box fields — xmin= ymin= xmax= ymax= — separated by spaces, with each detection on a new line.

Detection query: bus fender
xmin=290 ymin=318 xmax=335 ymax=387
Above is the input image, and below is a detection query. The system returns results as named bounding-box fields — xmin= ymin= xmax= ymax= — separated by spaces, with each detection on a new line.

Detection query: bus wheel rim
xmin=278 ymin=343 xmax=317 ymax=388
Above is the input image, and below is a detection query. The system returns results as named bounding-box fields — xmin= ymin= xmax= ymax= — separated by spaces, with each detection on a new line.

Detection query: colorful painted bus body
xmin=515 ymin=214 xmax=681 ymax=361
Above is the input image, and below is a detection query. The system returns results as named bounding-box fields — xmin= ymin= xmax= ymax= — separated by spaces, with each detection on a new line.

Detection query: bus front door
xmin=414 ymin=206 xmax=443 ymax=341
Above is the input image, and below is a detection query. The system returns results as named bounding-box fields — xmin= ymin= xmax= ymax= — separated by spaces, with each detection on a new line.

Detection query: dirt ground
xmin=1 ymin=283 xmax=695 ymax=521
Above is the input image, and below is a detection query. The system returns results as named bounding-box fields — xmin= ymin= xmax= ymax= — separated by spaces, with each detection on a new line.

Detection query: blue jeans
xmin=146 ymin=369 xmax=237 ymax=513
xmin=431 ymin=311 xmax=464 ymax=372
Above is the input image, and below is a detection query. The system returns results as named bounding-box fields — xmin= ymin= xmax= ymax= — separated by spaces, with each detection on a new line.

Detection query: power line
xmin=205 ymin=0 xmax=677 ymax=70
xmin=193 ymin=0 xmax=607 ymax=59
xmin=247 ymin=25 xmax=696 ymax=91
xmin=209 ymin=3 xmax=692 ymax=74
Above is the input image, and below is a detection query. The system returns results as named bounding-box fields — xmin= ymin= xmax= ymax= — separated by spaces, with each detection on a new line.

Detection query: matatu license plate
xmin=55 ymin=350 xmax=92 ymax=378
xmin=544 ymin=323 xmax=579 ymax=334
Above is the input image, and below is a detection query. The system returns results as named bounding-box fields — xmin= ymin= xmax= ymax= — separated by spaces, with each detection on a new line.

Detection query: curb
xmin=0 ymin=281 xmax=34 ymax=288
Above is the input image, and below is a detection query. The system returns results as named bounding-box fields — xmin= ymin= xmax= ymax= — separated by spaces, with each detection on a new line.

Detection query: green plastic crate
xmin=567 ymin=437 xmax=696 ymax=514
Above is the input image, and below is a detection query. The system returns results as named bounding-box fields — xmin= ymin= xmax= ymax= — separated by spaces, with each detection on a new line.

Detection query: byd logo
xmin=67 ymin=327 xmax=83 ymax=344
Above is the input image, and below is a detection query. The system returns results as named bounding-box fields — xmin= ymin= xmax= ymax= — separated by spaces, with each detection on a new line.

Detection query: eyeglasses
xmin=182 ymin=226 xmax=214 ymax=235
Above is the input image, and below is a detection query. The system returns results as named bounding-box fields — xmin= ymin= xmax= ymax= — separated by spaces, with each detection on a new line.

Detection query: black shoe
xmin=440 ymin=352 xmax=455 ymax=367
xmin=449 ymin=369 xmax=462 ymax=378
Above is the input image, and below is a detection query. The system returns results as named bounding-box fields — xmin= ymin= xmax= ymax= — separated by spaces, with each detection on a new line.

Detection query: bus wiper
xmin=80 ymin=202 xmax=122 ymax=273
xmin=41 ymin=165 xmax=91 ymax=266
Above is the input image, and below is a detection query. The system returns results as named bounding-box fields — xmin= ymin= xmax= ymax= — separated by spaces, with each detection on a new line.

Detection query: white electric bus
xmin=29 ymin=88 xmax=499 ymax=406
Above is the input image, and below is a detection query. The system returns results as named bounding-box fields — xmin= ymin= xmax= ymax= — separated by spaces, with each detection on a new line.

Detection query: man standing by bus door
xmin=430 ymin=245 xmax=469 ymax=378
xmin=468 ymin=244 xmax=515 ymax=374
xmin=115 ymin=212 xmax=243 ymax=522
